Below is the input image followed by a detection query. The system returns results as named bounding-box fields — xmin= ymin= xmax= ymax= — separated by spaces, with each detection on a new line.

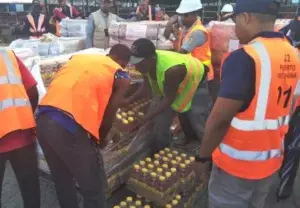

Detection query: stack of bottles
xmin=127 ymin=147 xmax=196 ymax=206
xmin=116 ymin=98 xmax=151 ymax=126
xmin=113 ymin=196 xmax=153 ymax=208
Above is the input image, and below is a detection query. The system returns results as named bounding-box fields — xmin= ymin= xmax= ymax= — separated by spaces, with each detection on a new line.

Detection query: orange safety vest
xmin=176 ymin=19 xmax=214 ymax=80
xmin=40 ymin=55 xmax=121 ymax=140
xmin=213 ymin=37 xmax=300 ymax=180
xmin=0 ymin=49 xmax=36 ymax=138
xmin=26 ymin=14 xmax=46 ymax=38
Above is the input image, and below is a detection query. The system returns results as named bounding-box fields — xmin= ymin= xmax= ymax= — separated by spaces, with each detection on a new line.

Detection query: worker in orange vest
xmin=36 ymin=44 xmax=131 ymax=208
xmin=195 ymin=0 xmax=300 ymax=207
xmin=23 ymin=0 xmax=50 ymax=38
xmin=0 ymin=49 xmax=40 ymax=207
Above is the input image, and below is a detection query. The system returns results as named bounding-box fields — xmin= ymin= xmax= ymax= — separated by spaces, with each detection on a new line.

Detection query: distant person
xmin=86 ymin=0 xmax=124 ymax=49
xmin=136 ymin=0 xmax=153 ymax=21
xmin=23 ymin=0 xmax=50 ymax=38
xmin=52 ymin=0 xmax=81 ymax=36
xmin=155 ymin=8 xmax=169 ymax=21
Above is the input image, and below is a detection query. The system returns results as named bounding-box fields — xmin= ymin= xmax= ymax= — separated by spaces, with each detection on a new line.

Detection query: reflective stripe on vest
xmin=0 ymin=99 xmax=30 ymax=111
xmin=0 ymin=50 xmax=31 ymax=111
xmin=219 ymin=141 xmax=283 ymax=161
xmin=218 ymin=41 xmax=284 ymax=160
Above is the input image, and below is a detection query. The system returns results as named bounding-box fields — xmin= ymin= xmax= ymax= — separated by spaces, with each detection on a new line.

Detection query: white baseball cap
xmin=221 ymin=4 xmax=234 ymax=13
xmin=176 ymin=0 xmax=203 ymax=14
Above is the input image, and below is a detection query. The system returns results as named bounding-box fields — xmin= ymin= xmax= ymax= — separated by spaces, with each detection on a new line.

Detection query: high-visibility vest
xmin=26 ymin=14 xmax=45 ymax=38
xmin=148 ymin=50 xmax=205 ymax=113
xmin=0 ymin=49 xmax=36 ymax=138
xmin=213 ymin=37 xmax=300 ymax=180
xmin=176 ymin=18 xmax=213 ymax=81
xmin=40 ymin=55 xmax=121 ymax=140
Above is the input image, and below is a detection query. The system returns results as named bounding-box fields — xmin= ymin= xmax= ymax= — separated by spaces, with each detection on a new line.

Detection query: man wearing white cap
xmin=219 ymin=4 xmax=234 ymax=22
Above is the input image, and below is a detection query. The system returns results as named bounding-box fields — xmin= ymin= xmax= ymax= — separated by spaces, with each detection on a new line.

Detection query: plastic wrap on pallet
xmin=60 ymin=19 xmax=87 ymax=37
xmin=12 ymin=47 xmax=38 ymax=61
xmin=9 ymin=35 xmax=85 ymax=57
xmin=109 ymin=20 xmax=173 ymax=49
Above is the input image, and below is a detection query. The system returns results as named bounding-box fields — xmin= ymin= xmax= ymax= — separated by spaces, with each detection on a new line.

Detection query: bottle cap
xmin=167 ymin=153 xmax=173 ymax=158
xmin=126 ymin=197 xmax=133 ymax=202
xmin=134 ymin=164 xmax=140 ymax=170
xmin=159 ymin=150 xmax=165 ymax=155
xmin=122 ymin=119 xmax=129 ymax=124
xmin=114 ymin=206 xmax=120 ymax=208
xmin=144 ymin=205 xmax=150 ymax=208
xmin=172 ymin=150 xmax=178 ymax=155
xmin=141 ymin=168 xmax=148 ymax=174
xmin=165 ymin=172 xmax=172 ymax=178
xmin=145 ymin=157 xmax=152 ymax=163
xmin=175 ymin=195 xmax=181 ymax=200
xmin=165 ymin=204 xmax=172 ymax=208
xmin=185 ymin=160 xmax=191 ymax=165
xmin=153 ymin=160 xmax=160 ymax=166
xmin=162 ymin=164 xmax=169 ymax=169
xmin=164 ymin=147 xmax=170 ymax=152
xmin=135 ymin=200 xmax=142 ymax=206
xmin=147 ymin=164 xmax=154 ymax=169
xmin=172 ymin=199 xmax=179 ymax=205
xmin=180 ymin=163 xmax=186 ymax=169
xmin=138 ymin=112 xmax=144 ymax=116
xmin=154 ymin=154 xmax=160 ymax=159
xmin=120 ymin=201 xmax=127 ymax=206
xmin=136 ymin=195 xmax=142 ymax=199
xmin=159 ymin=176 xmax=166 ymax=181
xmin=181 ymin=153 xmax=187 ymax=158
xmin=150 ymin=172 xmax=157 ymax=178
xmin=176 ymin=157 xmax=182 ymax=162
xmin=116 ymin=114 xmax=122 ymax=119
xmin=128 ymin=117 xmax=134 ymax=122
xmin=189 ymin=156 xmax=195 ymax=162
xmin=171 ymin=168 xmax=177 ymax=173
xmin=162 ymin=157 xmax=169 ymax=162
xmin=171 ymin=160 xmax=177 ymax=166
xmin=121 ymin=112 xmax=127 ymax=117
xmin=139 ymin=161 xmax=146 ymax=166
xmin=157 ymin=168 xmax=163 ymax=173
xmin=129 ymin=206 xmax=136 ymax=208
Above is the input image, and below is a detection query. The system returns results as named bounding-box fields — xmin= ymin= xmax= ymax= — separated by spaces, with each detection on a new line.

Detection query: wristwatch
xmin=195 ymin=155 xmax=212 ymax=163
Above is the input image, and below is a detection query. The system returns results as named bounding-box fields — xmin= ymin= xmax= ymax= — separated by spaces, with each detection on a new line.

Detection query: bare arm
xmin=121 ymin=75 xmax=151 ymax=107
xmin=99 ymin=78 xmax=130 ymax=147
xmin=148 ymin=5 xmax=152 ymax=21
xmin=199 ymin=97 xmax=243 ymax=157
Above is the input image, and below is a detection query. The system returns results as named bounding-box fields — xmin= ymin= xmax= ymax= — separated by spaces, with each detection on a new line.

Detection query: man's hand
xmin=195 ymin=162 xmax=210 ymax=183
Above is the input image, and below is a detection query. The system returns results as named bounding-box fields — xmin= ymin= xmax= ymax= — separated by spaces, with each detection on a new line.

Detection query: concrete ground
xmin=1 ymin=162 xmax=300 ymax=208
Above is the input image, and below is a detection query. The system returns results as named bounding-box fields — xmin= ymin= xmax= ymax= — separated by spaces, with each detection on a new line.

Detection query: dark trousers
xmin=36 ymin=114 xmax=107 ymax=208
xmin=0 ymin=143 xmax=40 ymax=208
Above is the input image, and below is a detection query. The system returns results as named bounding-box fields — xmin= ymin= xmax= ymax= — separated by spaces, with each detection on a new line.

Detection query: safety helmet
xmin=221 ymin=4 xmax=233 ymax=13
xmin=176 ymin=0 xmax=203 ymax=14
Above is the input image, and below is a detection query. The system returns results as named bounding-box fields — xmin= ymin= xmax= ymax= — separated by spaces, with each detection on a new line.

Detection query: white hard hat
xmin=221 ymin=4 xmax=233 ymax=13
xmin=176 ymin=0 xmax=203 ymax=14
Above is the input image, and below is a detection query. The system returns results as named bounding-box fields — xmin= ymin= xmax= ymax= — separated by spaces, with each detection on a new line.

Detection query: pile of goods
xmin=113 ymin=195 xmax=152 ymax=208
xmin=207 ymin=19 xmax=292 ymax=78
xmin=11 ymin=47 xmax=38 ymax=61
xmin=109 ymin=21 xmax=173 ymax=49
xmin=127 ymin=147 xmax=198 ymax=207
xmin=9 ymin=34 xmax=85 ymax=57
xmin=59 ymin=19 xmax=87 ymax=37
xmin=126 ymin=64 xmax=144 ymax=81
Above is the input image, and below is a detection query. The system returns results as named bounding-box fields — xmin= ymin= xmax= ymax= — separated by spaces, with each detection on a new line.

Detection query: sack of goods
xmin=109 ymin=21 xmax=173 ymax=49
xmin=275 ymin=19 xmax=291 ymax=31
xmin=60 ymin=19 xmax=87 ymax=37
xmin=9 ymin=33 xmax=85 ymax=57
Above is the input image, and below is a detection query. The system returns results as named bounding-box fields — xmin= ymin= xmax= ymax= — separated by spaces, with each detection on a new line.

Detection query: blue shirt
xmin=218 ymin=31 xmax=287 ymax=112
xmin=37 ymin=70 xmax=130 ymax=134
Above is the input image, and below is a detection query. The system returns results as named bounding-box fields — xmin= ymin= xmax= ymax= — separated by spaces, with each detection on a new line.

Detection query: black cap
xmin=234 ymin=0 xmax=280 ymax=16
xmin=130 ymin=38 xmax=156 ymax=64
xmin=291 ymin=15 xmax=300 ymax=33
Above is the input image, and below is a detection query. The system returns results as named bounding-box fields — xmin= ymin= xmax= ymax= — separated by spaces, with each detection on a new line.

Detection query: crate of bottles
xmin=113 ymin=195 xmax=152 ymax=208
xmin=127 ymin=147 xmax=196 ymax=206
xmin=115 ymin=98 xmax=152 ymax=132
